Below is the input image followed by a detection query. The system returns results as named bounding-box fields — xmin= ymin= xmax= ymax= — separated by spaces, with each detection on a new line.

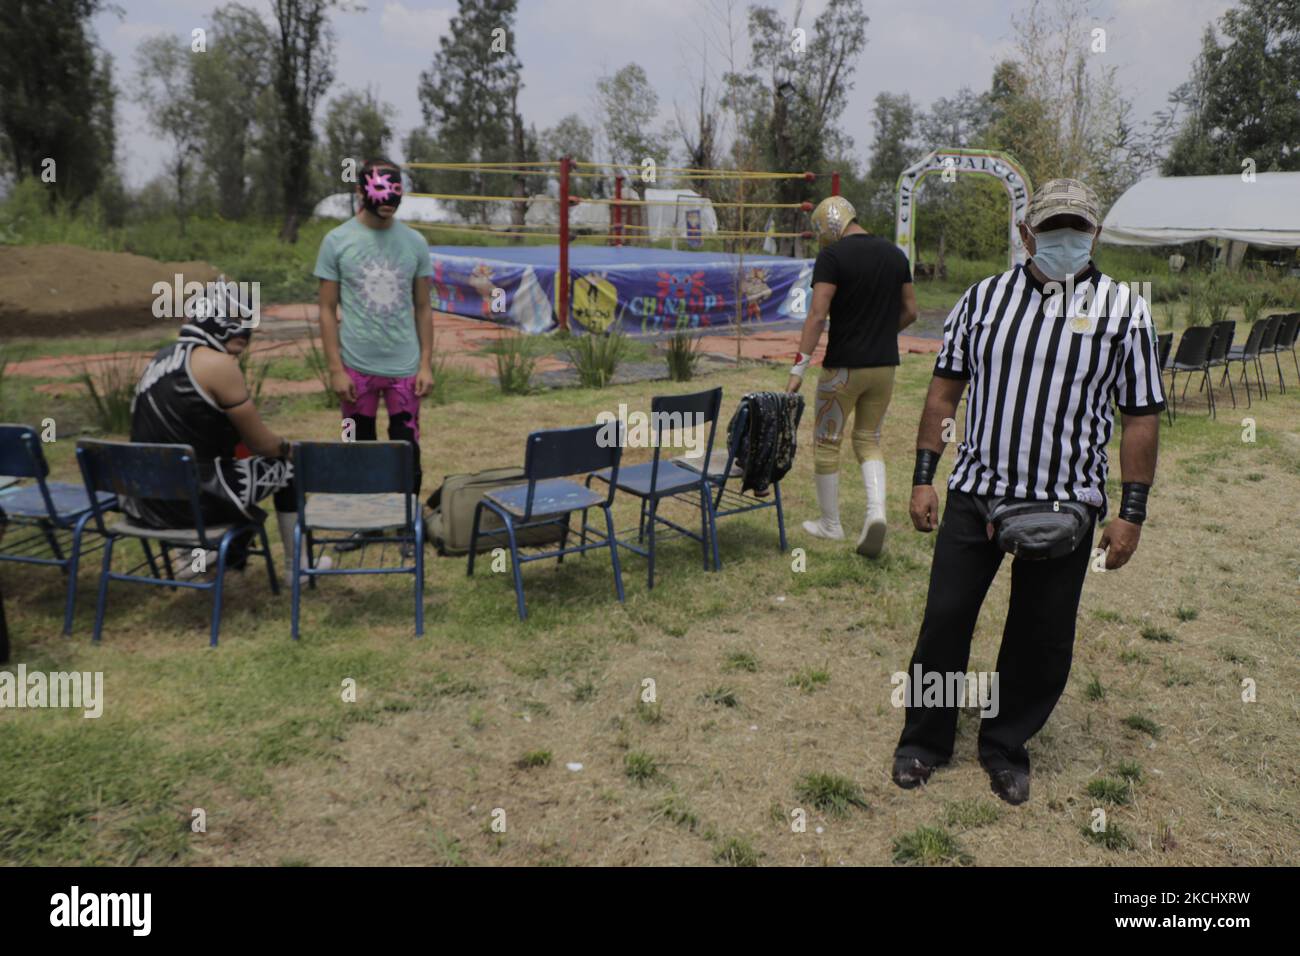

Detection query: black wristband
xmin=1118 ymin=482 xmax=1150 ymax=524
xmin=913 ymin=448 xmax=941 ymax=486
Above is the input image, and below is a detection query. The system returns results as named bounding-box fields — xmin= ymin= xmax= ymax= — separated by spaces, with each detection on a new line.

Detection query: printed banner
xmin=427 ymin=245 xmax=813 ymax=334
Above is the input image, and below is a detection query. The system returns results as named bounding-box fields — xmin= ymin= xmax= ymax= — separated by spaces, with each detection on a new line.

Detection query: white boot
xmin=802 ymin=473 xmax=845 ymax=540
xmin=277 ymin=512 xmax=333 ymax=580
xmin=857 ymin=459 xmax=887 ymax=558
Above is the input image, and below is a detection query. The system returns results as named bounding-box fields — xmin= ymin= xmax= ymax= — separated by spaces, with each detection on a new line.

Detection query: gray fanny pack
xmin=981 ymin=498 xmax=1094 ymax=561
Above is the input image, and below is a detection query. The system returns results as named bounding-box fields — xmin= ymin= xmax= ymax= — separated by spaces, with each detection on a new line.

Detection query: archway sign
xmin=895 ymin=148 xmax=1033 ymax=270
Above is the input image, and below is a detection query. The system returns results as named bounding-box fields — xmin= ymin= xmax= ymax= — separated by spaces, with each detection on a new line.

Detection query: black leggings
xmin=894 ymin=490 xmax=1095 ymax=773
xmin=349 ymin=413 xmax=422 ymax=495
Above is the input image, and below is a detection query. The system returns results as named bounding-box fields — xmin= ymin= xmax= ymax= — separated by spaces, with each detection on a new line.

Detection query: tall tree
xmin=595 ymin=63 xmax=670 ymax=198
xmin=741 ymin=0 xmax=869 ymax=252
xmin=322 ymin=87 xmax=394 ymax=177
xmin=541 ymin=114 xmax=595 ymax=197
xmin=865 ymin=91 xmax=916 ymax=220
xmin=1164 ymin=0 xmax=1300 ymax=175
xmin=0 ymin=0 xmax=117 ymax=207
xmin=270 ymin=0 xmax=338 ymax=242
xmin=415 ymin=0 xmax=525 ymax=224
xmin=133 ymin=35 xmax=203 ymax=234
xmin=191 ymin=3 xmax=274 ymax=220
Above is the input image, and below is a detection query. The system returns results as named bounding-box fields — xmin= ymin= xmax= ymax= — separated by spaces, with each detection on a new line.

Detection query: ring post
xmin=558 ymin=156 xmax=571 ymax=332
xmin=613 ymin=174 xmax=623 ymax=247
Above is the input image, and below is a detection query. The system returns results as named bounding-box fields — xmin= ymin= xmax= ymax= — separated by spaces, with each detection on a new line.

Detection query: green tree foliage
xmin=414 ymin=0 xmax=535 ymax=224
xmin=190 ymin=3 xmax=275 ymax=221
xmin=1164 ymin=0 xmax=1300 ymax=175
xmin=865 ymin=91 xmax=917 ymax=221
xmin=320 ymin=87 xmax=395 ymax=193
xmin=595 ymin=63 xmax=670 ymax=198
xmin=733 ymin=0 xmax=869 ymax=252
xmin=133 ymin=35 xmax=203 ymax=235
xmin=269 ymin=0 xmax=339 ymax=242
xmin=0 ymin=0 xmax=117 ymax=208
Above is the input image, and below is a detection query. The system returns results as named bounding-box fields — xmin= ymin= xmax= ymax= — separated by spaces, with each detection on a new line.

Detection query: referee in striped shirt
xmin=892 ymin=179 xmax=1164 ymax=805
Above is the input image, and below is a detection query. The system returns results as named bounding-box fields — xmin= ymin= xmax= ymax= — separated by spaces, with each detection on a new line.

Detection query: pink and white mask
xmin=360 ymin=166 xmax=403 ymax=214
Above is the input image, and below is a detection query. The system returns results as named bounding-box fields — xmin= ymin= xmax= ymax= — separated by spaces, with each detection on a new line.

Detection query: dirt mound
xmin=0 ymin=244 xmax=220 ymax=338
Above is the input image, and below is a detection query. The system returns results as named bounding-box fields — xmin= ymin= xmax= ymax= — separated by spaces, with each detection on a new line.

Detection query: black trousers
xmin=894 ymin=489 xmax=1095 ymax=773
xmin=351 ymin=413 xmax=422 ymax=496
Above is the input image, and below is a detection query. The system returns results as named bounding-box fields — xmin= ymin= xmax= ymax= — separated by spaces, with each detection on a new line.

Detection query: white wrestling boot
xmin=857 ymin=459 xmax=887 ymax=558
xmin=277 ymin=512 xmax=333 ymax=582
xmin=802 ymin=473 xmax=846 ymax=540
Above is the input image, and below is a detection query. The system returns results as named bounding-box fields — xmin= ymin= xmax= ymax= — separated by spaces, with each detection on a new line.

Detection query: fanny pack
xmin=980 ymin=497 xmax=1094 ymax=561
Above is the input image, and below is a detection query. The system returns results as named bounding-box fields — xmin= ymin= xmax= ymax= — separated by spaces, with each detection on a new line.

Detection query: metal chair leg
xmin=557 ymin=515 xmax=570 ymax=565
xmin=603 ymin=505 xmax=625 ymax=604
xmin=62 ymin=511 xmax=94 ymax=636
xmin=467 ymin=502 xmax=484 ymax=576
xmin=414 ymin=515 xmax=425 ymax=638
xmin=92 ymin=536 xmax=116 ymax=643
xmin=291 ymin=521 xmax=303 ymax=640
xmin=210 ymin=533 xmax=235 ymax=648
xmin=142 ymin=538 xmax=163 ymax=582
xmin=503 ymin=513 xmax=527 ymax=621
xmin=258 ymin=523 xmax=279 ymax=595
xmin=646 ymin=499 xmax=658 ymax=590
xmin=774 ymin=480 xmax=788 ymax=553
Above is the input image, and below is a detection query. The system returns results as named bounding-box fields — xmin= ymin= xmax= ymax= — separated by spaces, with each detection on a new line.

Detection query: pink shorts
xmin=340 ymin=367 xmax=421 ymax=441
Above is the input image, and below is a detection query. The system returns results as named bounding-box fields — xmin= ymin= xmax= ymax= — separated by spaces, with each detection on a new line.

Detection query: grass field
xmin=1 ymin=330 xmax=1296 ymax=867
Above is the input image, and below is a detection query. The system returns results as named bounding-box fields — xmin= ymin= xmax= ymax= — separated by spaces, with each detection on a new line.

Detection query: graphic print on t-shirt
xmin=357 ymin=255 xmax=405 ymax=316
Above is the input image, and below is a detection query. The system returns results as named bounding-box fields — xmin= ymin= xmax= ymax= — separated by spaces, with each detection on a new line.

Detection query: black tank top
xmin=126 ymin=342 xmax=241 ymax=526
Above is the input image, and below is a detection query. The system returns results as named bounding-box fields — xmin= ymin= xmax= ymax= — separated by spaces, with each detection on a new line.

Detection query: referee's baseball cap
xmin=1026 ymin=178 xmax=1101 ymax=230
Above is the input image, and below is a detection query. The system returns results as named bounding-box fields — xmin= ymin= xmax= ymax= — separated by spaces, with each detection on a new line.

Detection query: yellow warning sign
xmin=565 ymin=272 xmax=618 ymax=333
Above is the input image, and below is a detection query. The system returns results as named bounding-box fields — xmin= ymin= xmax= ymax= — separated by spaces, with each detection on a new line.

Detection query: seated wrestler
xmin=126 ymin=282 xmax=330 ymax=578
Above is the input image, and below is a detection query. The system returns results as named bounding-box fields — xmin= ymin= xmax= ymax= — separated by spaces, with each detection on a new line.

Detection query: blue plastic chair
xmin=290 ymin=441 xmax=424 ymax=639
xmin=677 ymin=401 xmax=789 ymax=553
xmin=468 ymin=424 xmax=623 ymax=621
xmin=0 ymin=424 xmax=117 ymax=635
xmin=583 ymin=387 xmax=723 ymax=589
xmin=75 ymin=440 xmax=279 ymax=647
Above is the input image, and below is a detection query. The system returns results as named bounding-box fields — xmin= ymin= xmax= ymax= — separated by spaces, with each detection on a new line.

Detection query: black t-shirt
xmin=811 ymin=233 xmax=913 ymax=368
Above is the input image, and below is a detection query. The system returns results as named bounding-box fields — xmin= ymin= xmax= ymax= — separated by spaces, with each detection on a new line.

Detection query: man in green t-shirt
xmin=313 ymin=157 xmax=434 ymax=504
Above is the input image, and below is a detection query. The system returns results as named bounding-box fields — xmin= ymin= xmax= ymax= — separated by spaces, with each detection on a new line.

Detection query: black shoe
xmin=891 ymin=756 xmax=936 ymax=790
xmin=987 ymin=767 xmax=1031 ymax=805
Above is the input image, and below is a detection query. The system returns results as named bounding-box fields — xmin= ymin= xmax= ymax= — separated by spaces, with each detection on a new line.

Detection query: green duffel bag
xmin=425 ymin=467 xmax=571 ymax=556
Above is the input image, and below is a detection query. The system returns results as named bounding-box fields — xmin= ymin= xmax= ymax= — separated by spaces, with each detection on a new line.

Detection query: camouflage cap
xmin=1026 ymin=178 xmax=1100 ymax=229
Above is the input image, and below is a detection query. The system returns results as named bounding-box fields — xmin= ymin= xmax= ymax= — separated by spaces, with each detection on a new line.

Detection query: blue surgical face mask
xmin=1031 ymin=227 xmax=1094 ymax=280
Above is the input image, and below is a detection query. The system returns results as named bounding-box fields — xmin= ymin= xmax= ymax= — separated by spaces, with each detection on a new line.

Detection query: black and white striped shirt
xmin=934 ymin=262 xmax=1164 ymax=511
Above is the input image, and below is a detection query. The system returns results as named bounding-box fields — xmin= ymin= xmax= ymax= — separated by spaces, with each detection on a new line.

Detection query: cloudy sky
xmin=96 ymin=0 xmax=1236 ymax=187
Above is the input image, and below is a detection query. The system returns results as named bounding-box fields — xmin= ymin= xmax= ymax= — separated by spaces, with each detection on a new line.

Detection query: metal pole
xmin=735 ymin=177 xmax=744 ymax=363
xmin=831 ymin=171 xmax=840 ymax=196
xmin=613 ymin=174 xmax=623 ymax=247
xmin=558 ymin=156 xmax=570 ymax=332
